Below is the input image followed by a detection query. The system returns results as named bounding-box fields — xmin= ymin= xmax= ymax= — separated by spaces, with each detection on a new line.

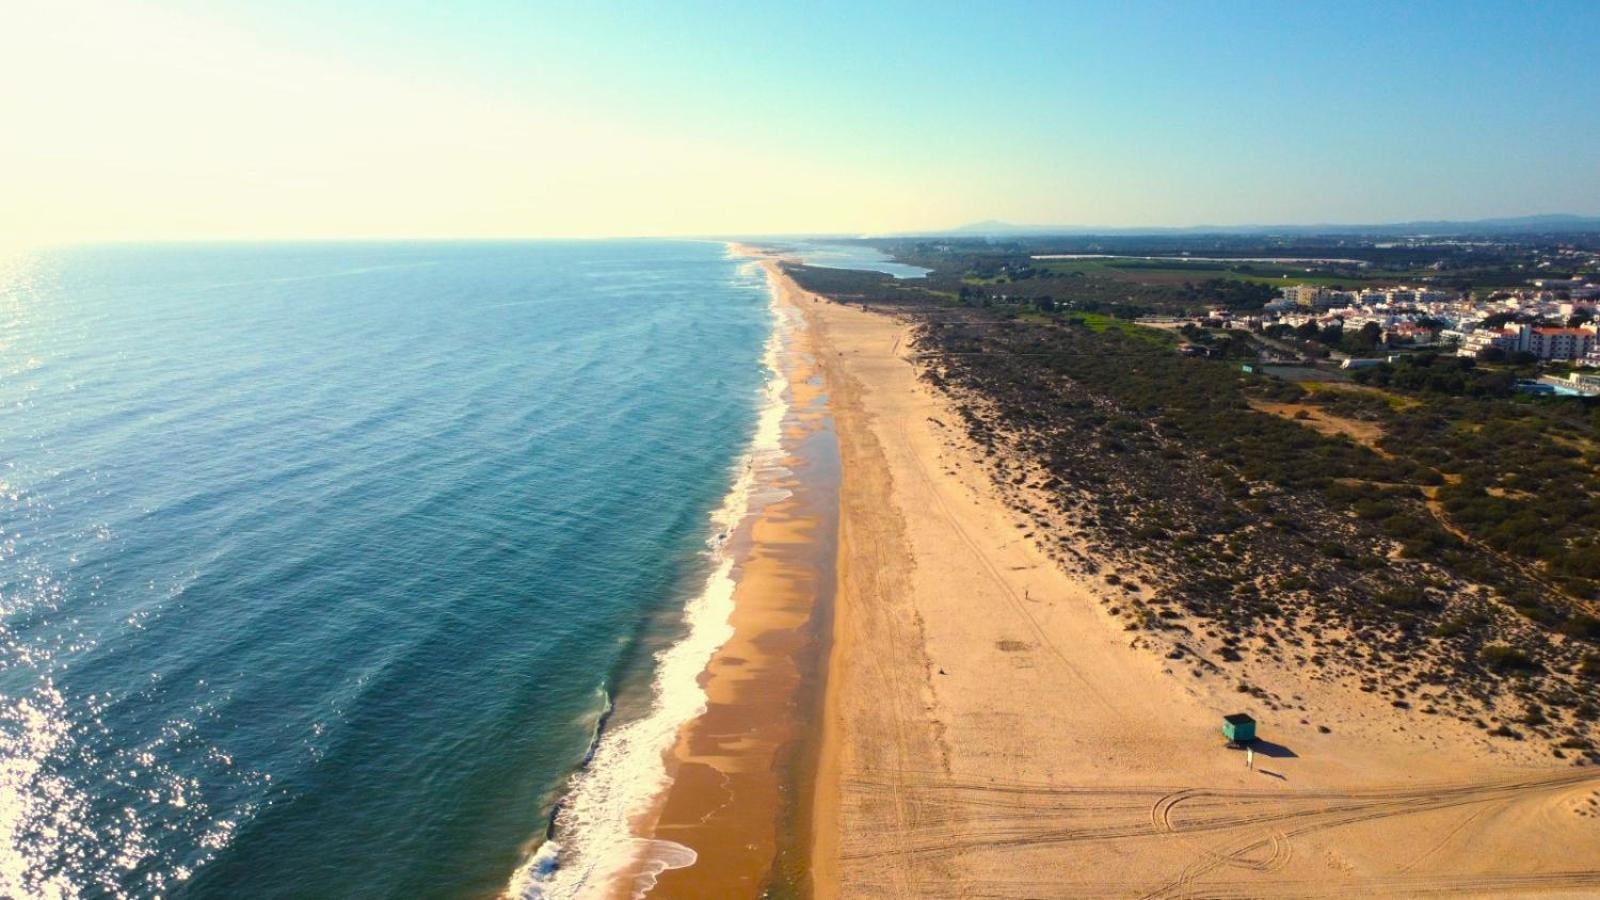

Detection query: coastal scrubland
xmin=786 ymin=255 xmax=1600 ymax=762
xmin=777 ymin=249 xmax=1600 ymax=899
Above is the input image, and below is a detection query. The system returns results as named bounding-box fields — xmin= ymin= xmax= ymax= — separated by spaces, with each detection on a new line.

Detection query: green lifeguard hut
xmin=1222 ymin=713 xmax=1256 ymax=743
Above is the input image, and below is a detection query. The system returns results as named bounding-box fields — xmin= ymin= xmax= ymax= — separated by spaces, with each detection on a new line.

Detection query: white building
xmin=1280 ymin=284 xmax=1325 ymax=307
xmin=1458 ymin=328 xmax=1518 ymax=357
xmin=1457 ymin=324 xmax=1599 ymax=360
xmin=1527 ymin=326 xmax=1596 ymax=360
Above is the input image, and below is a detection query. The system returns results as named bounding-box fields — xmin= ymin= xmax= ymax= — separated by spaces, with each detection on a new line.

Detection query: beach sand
xmin=632 ymin=248 xmax=1600 ymax=899
xmin=775 ymin=260 xmax=1600 ymax=898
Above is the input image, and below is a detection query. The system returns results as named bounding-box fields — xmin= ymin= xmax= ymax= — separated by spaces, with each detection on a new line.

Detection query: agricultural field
xmin=1029 ymin=256 xmax=1386 ymax=288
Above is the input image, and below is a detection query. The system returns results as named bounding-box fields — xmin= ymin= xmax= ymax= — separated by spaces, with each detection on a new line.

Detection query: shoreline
xmin=625 ymin=247 xmax=840 ymax=897
xmin=507 ymin=245 xmax=814 ymax=899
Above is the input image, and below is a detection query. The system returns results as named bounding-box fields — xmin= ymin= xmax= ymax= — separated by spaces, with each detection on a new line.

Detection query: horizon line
xmin=12 ymin=211 xmax=1600 ymax=250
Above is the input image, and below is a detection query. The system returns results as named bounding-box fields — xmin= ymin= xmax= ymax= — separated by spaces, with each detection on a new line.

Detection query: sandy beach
xmin=632 ymin=247 xmax=1600 ymax=899
xmin=769 ymin=258 xmax=1600 ymax=898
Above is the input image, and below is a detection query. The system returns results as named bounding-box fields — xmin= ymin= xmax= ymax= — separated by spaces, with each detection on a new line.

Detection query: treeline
xmin=1350 ymin=353 xmax=1519 ymax=397
xmin=1177 ymin=278 xmax=1279 ymax=310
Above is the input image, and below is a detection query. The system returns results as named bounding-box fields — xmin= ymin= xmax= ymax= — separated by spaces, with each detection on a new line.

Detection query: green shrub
xmin=1480 ymin=644 xmax=1539 ymax=673
xmin=1377 ymin=586 xmax=1437 ymax=612
xmin=1558 ymin=614 xmax=1600 ymax=643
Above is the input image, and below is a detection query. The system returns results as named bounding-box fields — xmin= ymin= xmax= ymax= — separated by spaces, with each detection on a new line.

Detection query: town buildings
xmin=1264 ymin=277 xmax=1600 ymax=363
xmin=1452 ymin=324 xmax=1596 ymax=360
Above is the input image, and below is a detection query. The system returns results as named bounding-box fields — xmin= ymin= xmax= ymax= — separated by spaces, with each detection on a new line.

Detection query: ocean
xmin=0 ymin=240 xmax=774 ymax=898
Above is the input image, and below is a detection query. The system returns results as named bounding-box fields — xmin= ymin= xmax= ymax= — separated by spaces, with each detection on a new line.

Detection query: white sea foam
xmin=508 ymin=260 xmax=791 ymax=899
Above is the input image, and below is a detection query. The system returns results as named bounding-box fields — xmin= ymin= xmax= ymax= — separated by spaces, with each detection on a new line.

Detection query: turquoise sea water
xmin=0 ymin=241 xmax=772 ymax=898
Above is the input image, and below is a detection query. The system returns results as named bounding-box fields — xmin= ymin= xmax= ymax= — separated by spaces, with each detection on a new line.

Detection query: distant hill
xmin=920 ymin=214 xmax=1600 ymax=239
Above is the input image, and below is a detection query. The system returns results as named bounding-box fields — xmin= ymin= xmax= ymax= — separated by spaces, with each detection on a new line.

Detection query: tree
xmin=1345 ymin=321 xmax=1383 ymax=352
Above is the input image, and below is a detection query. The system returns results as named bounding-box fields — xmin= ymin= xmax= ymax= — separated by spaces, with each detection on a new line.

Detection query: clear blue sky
xmin=4 ymin=0 xmax=1597 ymax=240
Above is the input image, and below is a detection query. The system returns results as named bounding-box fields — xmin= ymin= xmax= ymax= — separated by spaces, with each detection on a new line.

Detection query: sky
xmin=3 ymin=0 xmax=1598 ymax=243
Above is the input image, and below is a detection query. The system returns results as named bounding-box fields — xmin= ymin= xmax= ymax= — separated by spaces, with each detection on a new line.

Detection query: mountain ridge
xmin=910 ymin=213 xmax=1600 ymax=239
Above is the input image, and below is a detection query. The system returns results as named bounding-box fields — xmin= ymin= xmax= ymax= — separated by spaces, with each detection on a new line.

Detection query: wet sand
xmin=631 ymin=251 xmax=837 ymax=897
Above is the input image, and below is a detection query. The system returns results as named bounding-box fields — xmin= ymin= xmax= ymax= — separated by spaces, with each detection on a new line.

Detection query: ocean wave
xmin=507 ymin=268 xmax=789 ymax=900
